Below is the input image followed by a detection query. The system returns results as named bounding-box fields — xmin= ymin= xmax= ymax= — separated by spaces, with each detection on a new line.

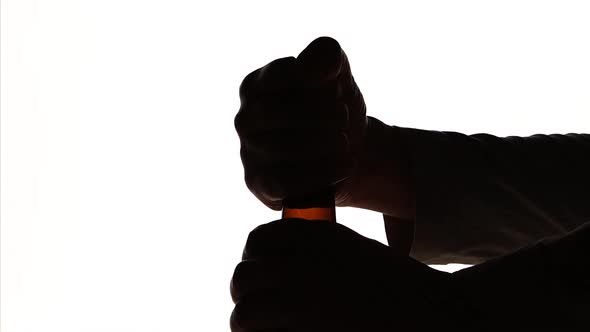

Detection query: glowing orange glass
xmin=282 ymin=205 xmax=336 ymax=222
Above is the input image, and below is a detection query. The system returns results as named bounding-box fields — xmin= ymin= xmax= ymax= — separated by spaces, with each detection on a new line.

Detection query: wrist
xmin=338 ymin=117 xmax=416 ymax=219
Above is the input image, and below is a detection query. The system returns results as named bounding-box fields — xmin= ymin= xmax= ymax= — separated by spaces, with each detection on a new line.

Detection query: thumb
xmin=296 ymin=36 xmax=352 ymax=88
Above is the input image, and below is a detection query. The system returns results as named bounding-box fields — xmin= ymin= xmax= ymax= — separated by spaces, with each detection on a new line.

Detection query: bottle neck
xmin=282 ymin=191 xmax=336 ymax=222
xmin=282 ymin=205 xmax=336 ymax=222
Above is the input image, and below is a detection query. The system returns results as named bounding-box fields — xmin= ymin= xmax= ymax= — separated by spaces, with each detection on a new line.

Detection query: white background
xmin=1 ymin=0 xmax=589 ymax=331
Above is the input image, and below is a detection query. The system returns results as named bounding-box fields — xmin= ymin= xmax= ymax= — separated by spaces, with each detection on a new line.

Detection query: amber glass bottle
xmin=282 ymin=192 xmax=336 ymax=222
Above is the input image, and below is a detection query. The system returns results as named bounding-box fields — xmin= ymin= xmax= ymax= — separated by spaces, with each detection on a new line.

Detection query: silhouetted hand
xmin=234 ymin=36 xmax=416 ymax=219
xmin=234 ymin=36 xmax=368 ymax=210
xmin=230 ymin=219 xmax=450 ymax=332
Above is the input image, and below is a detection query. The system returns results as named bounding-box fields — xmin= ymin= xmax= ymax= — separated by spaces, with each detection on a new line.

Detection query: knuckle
xmin=239 ymin=68 xmax=260 ymax=101
xmin=229 ymin=303 xmax=247 ymax=332
xmin=242 ymin=225 xmax=264 ymax=260
xmin=230 ymin=261 xmax=254 ymax=302
xmin=245 ymin=223 xmax=267 ymax=249
xmin=243 ymin=220 xmax=281 ymax=260
xmin=232 ymin=261 xmax=253 ymax=284
xmin=244 ymin=170 xmax=283 ymax=210
xmin=259 ymin=56 xmax=296 ymax=78
xmin=258 ymin=57 xmax=298 ymax=92
xmin=234 ymin=109 xmax=245 ymax=133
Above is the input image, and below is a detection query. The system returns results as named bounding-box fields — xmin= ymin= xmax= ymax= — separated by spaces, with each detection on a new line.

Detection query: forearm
xmin=396 ymin=126 xmax=590 ymax=264
xmin=339 ymin=116 xmax=416 ymax=220
xmin=444 ymin=222 xmax=590 ymax=330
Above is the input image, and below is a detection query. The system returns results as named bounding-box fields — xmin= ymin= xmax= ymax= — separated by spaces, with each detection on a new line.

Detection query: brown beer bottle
xmin=282 ymin=191 xmax=336 ymax=222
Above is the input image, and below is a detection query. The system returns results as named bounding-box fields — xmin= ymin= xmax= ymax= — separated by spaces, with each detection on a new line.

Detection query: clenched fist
xmin=234 ymin=36 xmax=368 ymax=211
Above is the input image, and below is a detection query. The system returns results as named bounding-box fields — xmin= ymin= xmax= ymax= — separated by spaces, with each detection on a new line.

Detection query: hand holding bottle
xmin=230 ymin=219 xmax=450 ymax=332
xmin=234 ymin=36 xmax=368 ymax=211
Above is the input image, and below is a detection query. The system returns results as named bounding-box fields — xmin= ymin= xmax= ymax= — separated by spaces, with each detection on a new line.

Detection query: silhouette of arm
xmin=444 ymin=221 xmax=590 ymax=330
xmin=389 ymin=126 xmax=590 ymax=264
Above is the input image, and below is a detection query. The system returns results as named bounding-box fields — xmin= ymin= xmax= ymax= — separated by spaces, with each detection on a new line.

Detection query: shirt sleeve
xmin=391 ymin=126 xmax=590 ymax=264
xmin=444 ymin=221 xmax=590 ymax=331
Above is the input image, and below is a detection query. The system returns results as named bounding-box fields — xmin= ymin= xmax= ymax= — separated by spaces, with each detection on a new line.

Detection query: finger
xmin=242 ymin=220 xmax=361 ymax=261
xmin=297 ymin=36 xmax=343 ymax=86
xmin=296 ymin=36 xmax=356 ymax=96
xmin=238 ymin=56 xmax=299 ymax=103
xmin=230 ymin=259 xmax=296 ymax=304
xmin=242 ymin=129 xmax=350 ymax=166
xmin=230 ymin=289 xmax=302 ymax=332
xmin=243 ymin=156 xmax=353 ymax=206
xmin=243 ymin=220 xmax=393 ymax=261
xmin=236 ymin=98 xmax=349 ymax=137
xmin=257 ymin=56 xmax=300 ymax=94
